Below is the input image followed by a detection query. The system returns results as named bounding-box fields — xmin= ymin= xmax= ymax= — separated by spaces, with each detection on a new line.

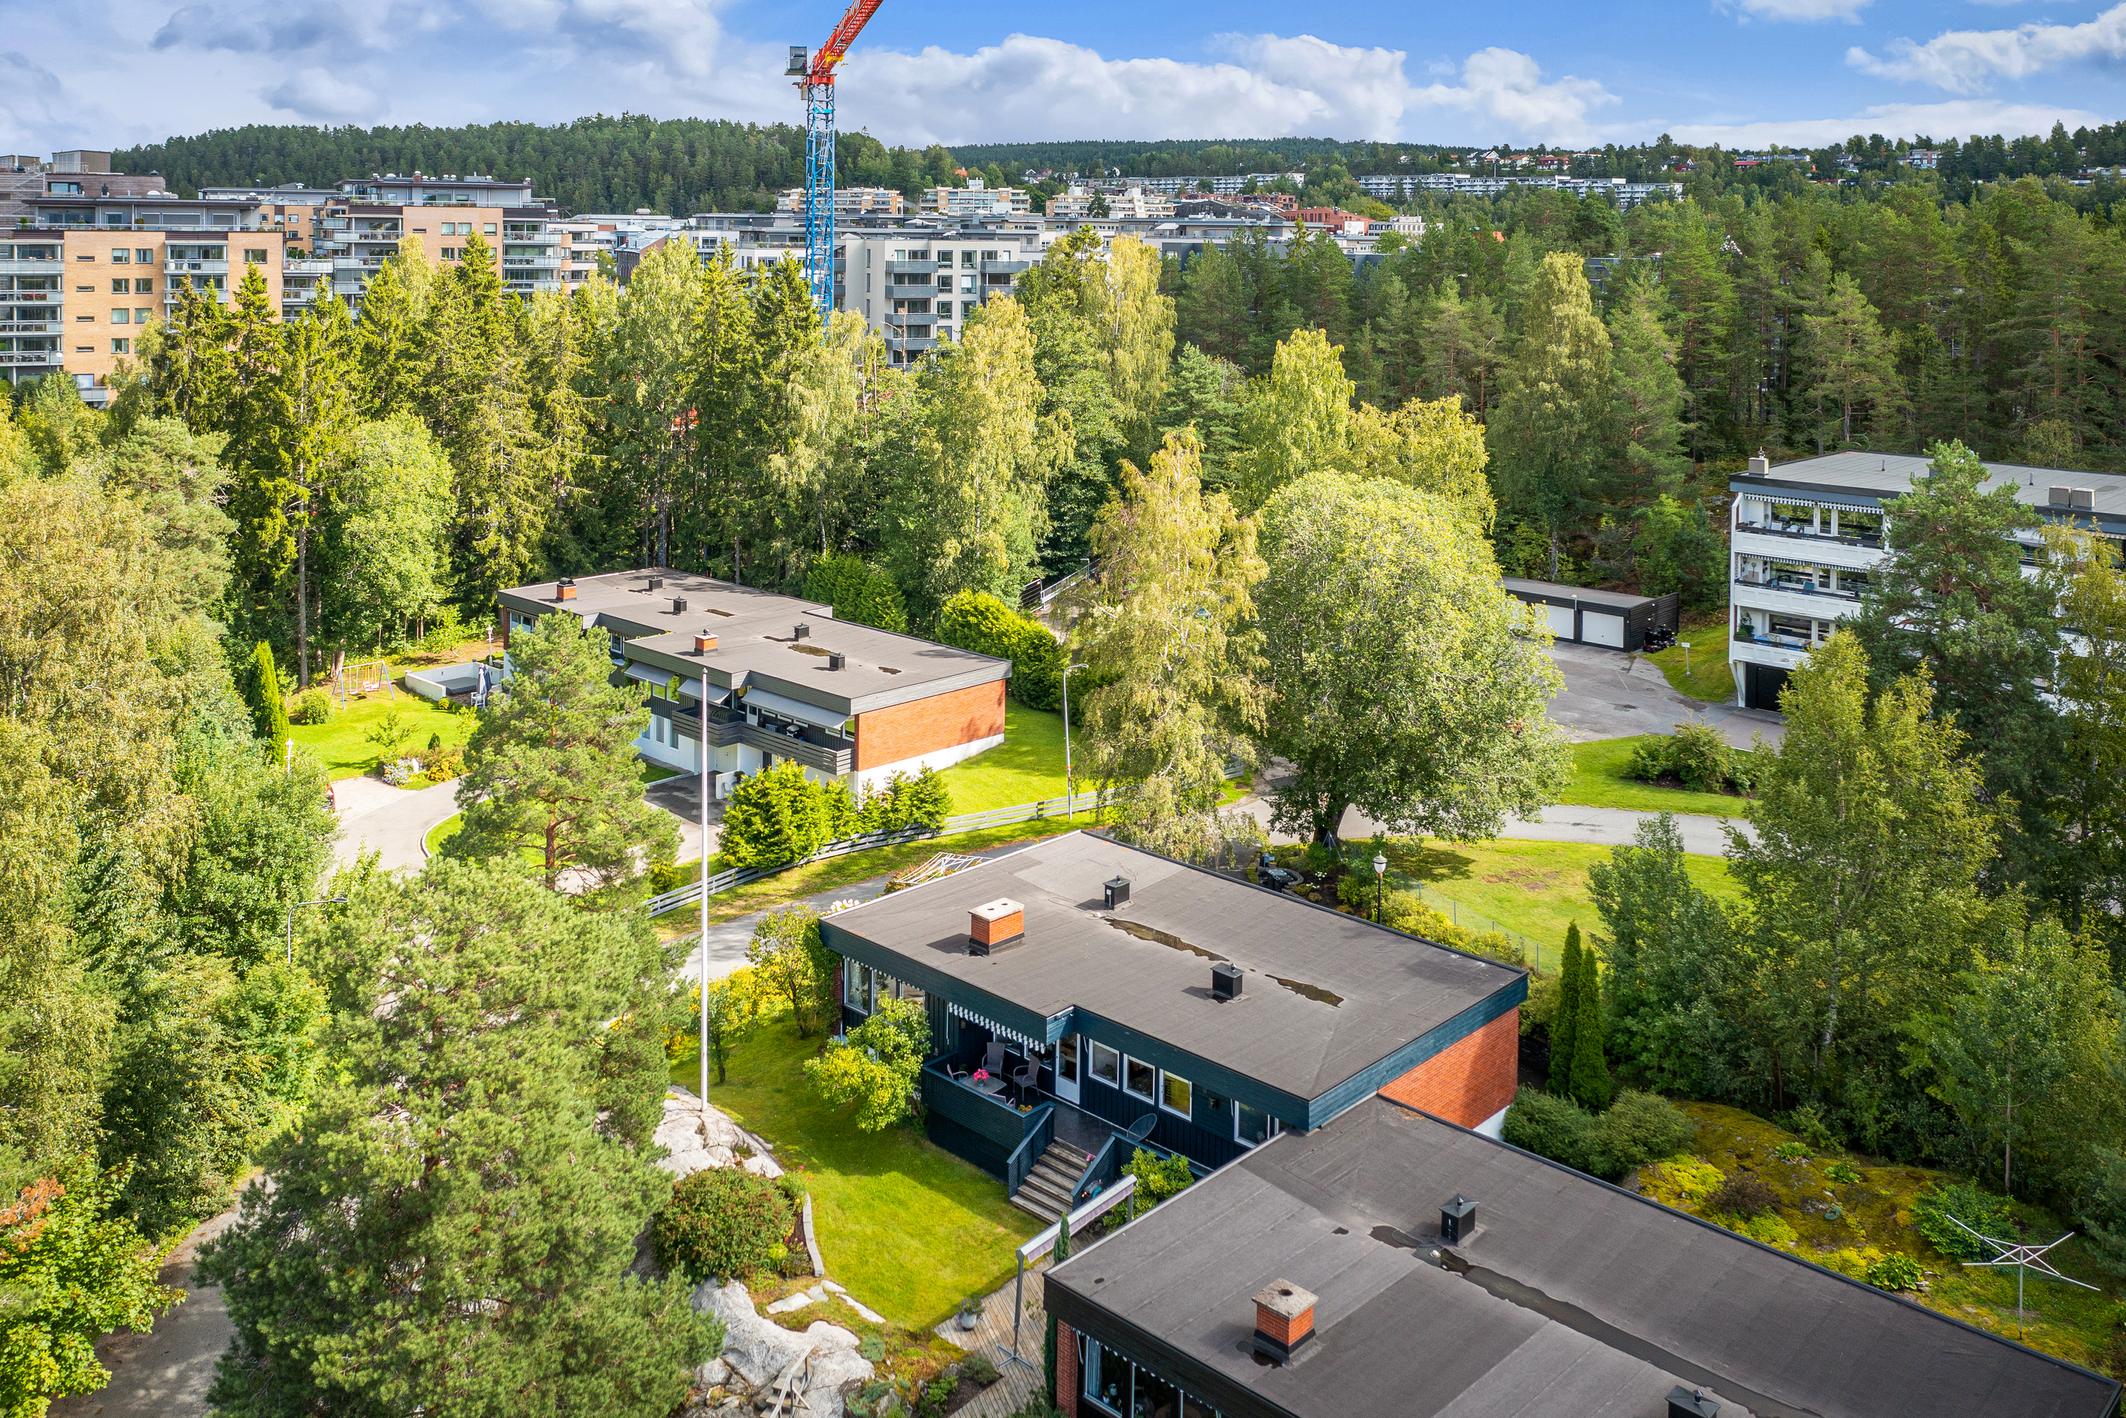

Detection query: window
xmin=482 ymin=223 xmax=497 ymax=235
xmin=136 ymin=249 xmax=152 ymax=263
xmin=1057 ymin=1034 xmax=1079 ymax=1082
xmin=136 ymin=279 xmax=153 ymax=295
xmin=110 ymin=338 xmax=129 ymax=354
xmin=1159 ymin=1070 xmax=1192 ymax=1117
xmin=440 ymin=247 xmax=461 ymax=261
xmin=1235 ymin=1101 xmax=1281 ymax=1147
xmin=1082 ymin=1337 xmax=1214 ymax=1418
xmin=135 ymin=308 xmax=151 ymax=323
xmin=111 ymin=309 xmax=128 ymax=324
xmin=1123 ymin=1056 xmax=1155 ymax=1101
xmin=110 ymin=249 xmax=131 ymax=265
xmin=243 ymin=247 xmax=268 ymax=264
xmin=1088 ymin=1042 xmax=1120 ymax=1087
xmin=110 ymin=278 xmax=128 ymax=294
xmin=843 ymin=962 xmax=874 ymax=1013
xmin=74 ymin=252 xmax=95 ymax=261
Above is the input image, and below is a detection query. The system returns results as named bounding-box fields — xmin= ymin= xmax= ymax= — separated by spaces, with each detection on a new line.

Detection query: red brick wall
xmin=1378 ymin=1009 xmax=1519 ymax=1128
xmin=1056 ymin=1319 xmax=1080 ymax=1416
xmin=853 ymin=680 xmax=1006 ymax=771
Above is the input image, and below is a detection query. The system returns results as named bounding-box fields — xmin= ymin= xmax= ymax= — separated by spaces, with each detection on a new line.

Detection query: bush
xmin=288 ymin=689 xmax=331 ymax=726
xmin=1503 ymin=1088 xmax=1695 ymax=1183
xmin=1124 ymin=1148 xmax=1195 ymax=1208
xmin=1624 ymin=723 xmax=1750 ymax=796
xmin=1912 ymin=1180 xmax=2014 ymax=1261
xmin=806 ymin=996 xmax=929 ymax=1130
xmin=1780 ymin=1103 xmax=1842 ymax=1153
xmin=242 ymin=641 xmax=291 ymax=748
xmin=1376 ymin=888 xmax=1523 ymax=967
xmin=936 ymin=590 xmax=1064 ymax=710
xmin=1707 ymin=1175 xmax=1780 ymax=1219
xmin=418 ymin=745 xmax=466 ymax=782
xmin=859 ymin=768 xmax=952 ymax=834
xmin=805 ymin=552 xmax=910 ymax=633
xmin=1825 ymin=1161 xmax=1864 ymax=1186
xmin=721 ymin=761 xmax=859 ymax=869
xmin=1865 ymin=1253 xmax=1925 ymax=1291
xmin=653 ymin=1167 xmax=795 ymax=1282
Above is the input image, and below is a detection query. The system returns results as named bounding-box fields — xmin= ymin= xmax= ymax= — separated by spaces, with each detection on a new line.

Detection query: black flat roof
xmin=1502 ymin=577 xmax=1660 ymax=613
xmin=821 ymin=834 xmax=1522 ymax=1102
xmin=1047 ymin=1098 xmax=2121 ymax=1418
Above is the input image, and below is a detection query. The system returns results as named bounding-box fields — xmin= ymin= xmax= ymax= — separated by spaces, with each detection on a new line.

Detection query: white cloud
xmin=842 ymin=34 xmax=1612 ymax=146
xmin=263 ymin=66 xmax=377 ymax=123
xmin=1726 ymin=0 xmax=1871 ymax=22
xmin=1661 ymin=96 xmax=2104 ymax=147
xmin=1848 ymin=3 xmax=2126 ymax=92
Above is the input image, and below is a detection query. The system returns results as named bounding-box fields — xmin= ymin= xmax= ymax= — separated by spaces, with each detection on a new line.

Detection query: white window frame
xmin=1234 ymin=1100 xmax=1282 ymax=1148
xmin=1122 ymin=1055 xmax=1156 ymax=1103
xmin=1159 ymin=1069 xmax=1192 ymax=1118
xmin=1088 ymin=1041 xmax=1120 ymax=1087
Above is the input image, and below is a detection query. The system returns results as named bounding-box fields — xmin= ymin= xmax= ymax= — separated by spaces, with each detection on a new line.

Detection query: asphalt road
xmin=50 ymin=1208 xmax=239 ymax=1418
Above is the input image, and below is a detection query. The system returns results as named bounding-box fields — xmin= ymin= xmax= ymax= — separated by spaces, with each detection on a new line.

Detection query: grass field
xmin=1560 ymin=737 xmax=1749 ymax=816
xmin=1646 ymin=620 xmax=1733 ymax=703
xmin=1385 ymin=838 xmax=1737 ymax=971
xmin=669 ymin=1017 xmax=1041 ymax=1328
xmin=290 ymin=691 xmax=474 ymax=781
xmin=935 ymin=702 xmax=1073 ymax=812
xmin=1643 ymin=1103 xmax=2125 ymax=1377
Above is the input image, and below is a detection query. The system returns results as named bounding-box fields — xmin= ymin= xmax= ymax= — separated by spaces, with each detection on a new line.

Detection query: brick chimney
xmin=1251 ymin=1280 xmax=1317 ymax=1364
xmin=694 ymin=633 xmax=718 ymax=654
xmin=967 ymin=898 xmax=1024 ymax=956
xmin=554 ymin=577 xmax=577 ymax=601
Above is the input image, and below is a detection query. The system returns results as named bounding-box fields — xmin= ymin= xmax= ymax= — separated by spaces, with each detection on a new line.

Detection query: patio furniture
xmin=981 ymin=1042 xmax=1008 ymax=1077
xmin=972 ymin=1073 xmax=1007 ymax=1099
xmin=1010 ymin=1064 xmax=1040 ymax=1106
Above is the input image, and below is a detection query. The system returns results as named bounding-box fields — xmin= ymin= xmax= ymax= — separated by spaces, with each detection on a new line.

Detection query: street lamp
xmin=285 ymin=894 xmax=345 ymax=964
xmin=1061 ymin=662 xmax=1084 ymax=819
xmin=1371 ymin=851 xmax=1387 ymax=923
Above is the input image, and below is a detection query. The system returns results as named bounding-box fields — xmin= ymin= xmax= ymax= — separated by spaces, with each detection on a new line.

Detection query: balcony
xmin=1734 ymin=518 xmax=1881 ymax=549
xmin=886 ymin=258 xmax=937 ymax=276
xmin=0 ymin=258 xmax=61 ymax=274
xmin=1732 ymin=573 xmax=1860 ymax=602
xmin=982 ymin=258 xmax=1030 ymax=275
xmin=889 ymin=333 xmax=938 ymax=353
xmin=649 ymin=695 xmax=743 ymax=748
xmin=0 ymin=349 xmax=61 ymax=367
xmin=165 ymin=259 xmax=228 ymax=276
xmin=885 ymin=281 xmax=936 ymax=298
xmin=0 ymin=318 xmax=61 ymax=334
xmin=740 ymin=719 xmax=853 ymax=775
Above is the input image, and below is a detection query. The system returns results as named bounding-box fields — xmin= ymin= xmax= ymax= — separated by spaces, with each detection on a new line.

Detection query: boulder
xmin=659 ymin=1089 xmax=783 ymax=1180
xmin=692 ymin=1280 xmax=873 ymax=1417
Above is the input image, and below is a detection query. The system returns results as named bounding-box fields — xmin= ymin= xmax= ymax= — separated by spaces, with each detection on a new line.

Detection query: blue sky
xmin=3 ymin=0 xmax=2121 ymax=155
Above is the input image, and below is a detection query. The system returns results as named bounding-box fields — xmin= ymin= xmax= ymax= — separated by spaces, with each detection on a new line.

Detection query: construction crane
xmin=788 ymin=0 xmax=885 ymax=319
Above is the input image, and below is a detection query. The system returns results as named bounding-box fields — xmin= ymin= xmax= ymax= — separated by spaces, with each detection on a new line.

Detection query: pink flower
xmin=971 ymin=1068 xmax=989 ymax=1082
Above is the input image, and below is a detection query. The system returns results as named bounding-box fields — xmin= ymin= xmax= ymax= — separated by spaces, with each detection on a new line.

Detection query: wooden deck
xmin=935 ymin=1255 xmax=1052 ymax=1417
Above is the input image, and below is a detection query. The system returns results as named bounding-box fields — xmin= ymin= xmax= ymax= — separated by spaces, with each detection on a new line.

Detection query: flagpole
xmin=699 ymin=665 xmax=711 ymax=1105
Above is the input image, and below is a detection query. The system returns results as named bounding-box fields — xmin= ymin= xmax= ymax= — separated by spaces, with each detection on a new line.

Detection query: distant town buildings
xmin=917 ymin=178 xmax=1031 ymax=218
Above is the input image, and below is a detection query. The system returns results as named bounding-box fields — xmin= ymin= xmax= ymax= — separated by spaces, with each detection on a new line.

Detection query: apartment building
xmin=554 ymin=212 xmax=686 ymax=291
xmin=774 ymin=185 xmax=904 ymax=218
xmin=496 ymin=569 xmax=1011 ymax=795
xmin=1727 ymin=450 xmax=2126 ymax=709
xmin=3 ymin=189 xmax=284 ymax=403
xmin=916 ymin=178 xmax=1031 ymax=217
xmin=1 ymin=150 xmax=165 ymax=220
xmin=1045 ymin=186 xmax=1176 ymax=221
xmin=838 ymin=222 xmax=1050 ymax=364
xmin=1358 ymin=171 xmax=1683 ymax=208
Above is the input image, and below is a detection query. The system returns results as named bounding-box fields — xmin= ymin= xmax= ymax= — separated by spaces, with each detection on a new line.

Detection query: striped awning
xmin=947 ymin=1000 xmax=1043 ymax=1051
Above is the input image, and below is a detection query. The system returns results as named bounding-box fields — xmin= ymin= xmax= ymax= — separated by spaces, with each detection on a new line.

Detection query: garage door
xmin=1544 ymin=603 xmax=1576 ymax=641
xmin=1581 ymin=611 xmax=1626 ymax=649
xmin=1744 ymin=663 xmax=1789 ymax=711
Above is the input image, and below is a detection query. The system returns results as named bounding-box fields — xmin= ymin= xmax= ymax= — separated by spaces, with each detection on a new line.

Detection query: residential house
xmin=1047 ymin=1095 xmax=2122 ymax=1418
xmin=819 ymin=832 xmax=1524 ymax=1218
xmin=496 ymin=569 xmax=1010 ymax=796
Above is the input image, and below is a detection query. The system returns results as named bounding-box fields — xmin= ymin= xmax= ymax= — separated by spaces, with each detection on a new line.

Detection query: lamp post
xmin=1061 ymin=661 xmax=1083 ymax=819
xmin=1371 ymin=851 xmax=1387 ymax=923
xmin=285 ymin=894 xmax=345 ymax=964
xmin=700 ymin=666 xmax=712 ymax=1106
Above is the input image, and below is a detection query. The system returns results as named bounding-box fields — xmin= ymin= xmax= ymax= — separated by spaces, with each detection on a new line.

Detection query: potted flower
xmin=956 ymin=1297 xmax=981 ymax=1332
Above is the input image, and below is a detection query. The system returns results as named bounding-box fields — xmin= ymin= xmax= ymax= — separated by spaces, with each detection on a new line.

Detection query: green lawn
xmin=1384 ymin=838 xmax=1737 ymax=971
xmin=935 ymin=702 xmax=1074 ymax=812
xmin=1645 ymin=621 xmax=1732 ymax=703
xmin=290 ymin=691 xmax=474 ymax=781
xmin=423 ymin=813 xmax=463 ymax=857
xmin=669 ymin=1017 xmax=1041 ymax=1328
xmin=1560 ymin=737 xmax=1748 ymax=816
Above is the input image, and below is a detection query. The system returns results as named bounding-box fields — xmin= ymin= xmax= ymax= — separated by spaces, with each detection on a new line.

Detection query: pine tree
xmin=1487 ymin=253 xmax=1613 ymax=578
xmin=1551 ymin=925 xmax=1583 ymax=1097
xmin=269 ymin=294 xmax=357 ymax=685
xmin=1566 ymin=941 xmax=1614 ymax=1110
xmin=1794 ymin=272 xmax=1899 ymax=452
xmin=1606 ymin=277 xmax=1691 ymax=498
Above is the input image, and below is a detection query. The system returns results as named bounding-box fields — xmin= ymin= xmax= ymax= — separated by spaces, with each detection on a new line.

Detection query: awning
xmin=624 ymin=662 xmax=673 ymax=688
xmin=947 ymin=1000 xmax=1044 ymax=1052
xmin=674 ymin=675 xmax=730 ymax=704
xmin=743 ymin=687 xmax=850 ymax=730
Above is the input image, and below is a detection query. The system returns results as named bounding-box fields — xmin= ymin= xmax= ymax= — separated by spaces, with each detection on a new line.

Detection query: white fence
xmin=644 ymin=790 xmax=1111 ymax=918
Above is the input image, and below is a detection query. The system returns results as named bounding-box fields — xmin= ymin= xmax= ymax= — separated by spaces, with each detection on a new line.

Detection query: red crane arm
xmin=806 ymin=0 xmax=885 ymax=85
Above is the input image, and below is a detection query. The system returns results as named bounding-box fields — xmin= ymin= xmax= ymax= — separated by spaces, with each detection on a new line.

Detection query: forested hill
xmin=113 ymin=114 xmax=960 ymax=214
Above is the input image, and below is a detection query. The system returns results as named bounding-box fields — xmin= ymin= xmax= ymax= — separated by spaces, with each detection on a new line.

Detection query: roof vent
xmin=1745 ymin=449 xmax=1769 ymax=477
xmin=794 ymin=622 xmax=811 ymax=640
xmin=1440 ymin=1194 xmax=1477 ymax=1245
xmin=1667 ymin=1387 xmax=1721 ymax=1418
xmin=2050 ymin=485 xmax=2073 ymax=507
xmin=1103 ymin=875 xmax=1130 ymax=909
xmin=1211 ymin=962 xmax=1242 ymax=1001
xmin=693 ymin=633 xmax=718 ymax=654
xmin=1250 ymin=1281 xmax=1317 ymax=1365
xmin=2071 ymin=488 xmax=2096 ymax=512
xmin=672 ymin=596 xmax=688 ymax=614
xmin=967 ymin=899 xmax=1024 ymax=956
xmin=646 ymin=574 xmax=664 ymax=591
xmin=554 ymin=577 xmax=577 ymax=602
xmin=826 ymin=650 xmax=846 ymax=671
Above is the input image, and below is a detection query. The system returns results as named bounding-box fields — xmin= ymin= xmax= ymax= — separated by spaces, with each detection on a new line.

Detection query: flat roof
xmin=1502 ymin=577 xmax=1659 ymax=613
xmin=821 ymin=833 xmax=1521 ymax=1102
xmin=496 ymin=568 xmax=1008 ymax=715
xmin=1048 ymin=1097 xmax=2121 ymax=1418
xmin=1740 ymin=451 xmax=2126 ymax=524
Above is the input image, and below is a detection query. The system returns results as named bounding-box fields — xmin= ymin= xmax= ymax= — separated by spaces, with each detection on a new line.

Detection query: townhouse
xmin=1727 ymin=450 xmax=2126 ymax=709
xmin=495 ymin=568 xmax=1010 ymax=796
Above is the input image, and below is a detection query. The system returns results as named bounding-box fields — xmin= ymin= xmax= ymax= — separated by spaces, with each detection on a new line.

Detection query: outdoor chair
xmin=981 ymin=1043 xmax=1008 ymax=1077
xmin=1010 ymin=1063 xmax=1040 ymax=1106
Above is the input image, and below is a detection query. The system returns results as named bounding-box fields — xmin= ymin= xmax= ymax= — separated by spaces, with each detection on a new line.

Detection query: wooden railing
xmin=1005 ymin=1107 xmax=1057 ymax=1196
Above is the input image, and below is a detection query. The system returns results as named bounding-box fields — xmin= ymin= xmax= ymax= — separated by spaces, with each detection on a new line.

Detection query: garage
xmin=1502 ymin=579 xmax=1679 ymax=653
xmin=1742 ymin=662 xmax=1789 ymax=712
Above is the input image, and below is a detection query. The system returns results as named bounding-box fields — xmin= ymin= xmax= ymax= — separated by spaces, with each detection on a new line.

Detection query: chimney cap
xmin=1251 ymin=1280 xmax=1317 ymax=1321
xmin=971 ymin=898 xmax=1023 ymax=926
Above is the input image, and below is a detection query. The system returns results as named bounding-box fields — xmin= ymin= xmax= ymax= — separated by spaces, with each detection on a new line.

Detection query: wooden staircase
xmin=1010 ymin=1141 xmax=1088 ymax=1221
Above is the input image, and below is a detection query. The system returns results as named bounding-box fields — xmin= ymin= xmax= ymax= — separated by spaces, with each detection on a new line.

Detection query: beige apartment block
xmin=54 ymin=228 xmax=283 ymax=394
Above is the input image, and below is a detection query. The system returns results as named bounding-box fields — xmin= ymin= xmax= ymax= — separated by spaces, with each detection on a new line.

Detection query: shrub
xmin=962 ymin=1353 xmax=1001 ymax=1387
xmin=1624 ymin=723 xmax=1750 ymax=796
xmin=936 ymin=590 xmax=1064 ymax=710
xmin=288 ymin=689 xmax=331 ymax=726
xmin=859 ymin=768 xmax=952 ymax=834
xmin=1739 ymin=1213 xmax=1798 ymax=1247
xmin=1707 ymin=1175 xmax=1780 ymax=1219
xmin=1376 ymin=889 xmax=1523 ymax=967
xmin=806 ymin=552 xmax=910 ymax=633
xmin=1584 ymin=1091 xmax=1694 ymax=1178
xmin=1865 ymin=1253 xmax=1925 ymax=1291
xmin=1911 ymin=1181 xmax=2013 ymax=1262
xmin=419 ymin=745 xmax=466 ymax=782
xmin=1825 ymin=1161 xmax=1864 ymax=1186
xmin=806 ymin=996 xmax=929 ymax=1130
xmin=1124 ymin=1148 xmax=1196 ymax=1208
xmin=242 ymin=641 xmax=291 ymax=747
xmin=1780 ymin=1103 xmax=1842 ymax=1153
xmin=1770 ymin=1140 xmax=1813 ymax=1163
xmin=653 ymin=1167 xmax=794 ymax=1282
xmin=1503 ymin=1089 xmax=1597 ymax=1172
xmin=721 ymin=761 xmax=859 ymax=869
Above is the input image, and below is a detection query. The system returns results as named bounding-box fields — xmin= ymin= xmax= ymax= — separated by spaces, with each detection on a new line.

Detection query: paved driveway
xmin=329 ymin=777 xmax=461 ymax=873
xmin=1543 ymin=640 xmax=1782 ymax=749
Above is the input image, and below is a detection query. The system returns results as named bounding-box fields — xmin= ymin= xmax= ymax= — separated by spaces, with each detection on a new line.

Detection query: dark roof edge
xmin=1371 ymin=1096 xmax=2125 ymax=1406
xmin=1045 ymin=1281 xmax=1298 ymax=1418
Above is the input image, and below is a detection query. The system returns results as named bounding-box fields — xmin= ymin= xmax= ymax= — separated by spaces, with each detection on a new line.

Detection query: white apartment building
xmin=1358 ymin=172 xmax=1682 ymax=209
xmin=839 ymin=223 xmax=1050 ymax=364
xmin=555 ymin=212 xmax=685 ymax=291
xmin=1727 ymin=450 xmax=2126 ymax=709
xmin=1045 ymin=186 xmax=1176 ymax=221
xmin=775 ymin=186 xmax=905 ymax=218
xmin=917 ymin=179 xmax=1032 ymax=218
